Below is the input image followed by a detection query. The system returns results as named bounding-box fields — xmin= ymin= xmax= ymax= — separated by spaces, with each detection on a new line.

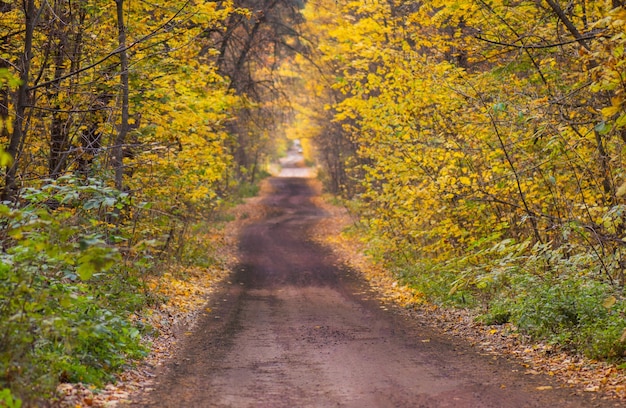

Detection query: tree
xmin=112 ymin=0 xmax=129 ymax=191
xmin=0 ymin=0 xmax=250 ymax=400
xmin=212 ymin=0 xmax=306 ymax=182
xmin=2 ymin=0 xmax=39 ymax=201
xmin=292 ymin=0 xmax=626 ymax=288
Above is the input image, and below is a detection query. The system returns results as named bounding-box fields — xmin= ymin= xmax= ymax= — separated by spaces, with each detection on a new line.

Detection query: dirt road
xmin=135 ymin=174 xmax=616 ymax=407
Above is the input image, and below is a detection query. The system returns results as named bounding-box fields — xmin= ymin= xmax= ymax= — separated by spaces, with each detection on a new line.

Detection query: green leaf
xmin=0 ymin=388 xmax=22 ymax=408
xmin=76 ymin=260 xmax=96 ymax=281
xmin=0 ymin=68 xmax=23 ymax=89
xmin=595 ymin=121 xmax=611 ymax=135
xmin=83 ymin=199 xmax=101 ymax=210
xmin=493 ymin=102 xmax=507 ymax=113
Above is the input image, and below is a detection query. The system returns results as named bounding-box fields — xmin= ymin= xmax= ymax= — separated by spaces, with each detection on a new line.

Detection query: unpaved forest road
xmin=135 ymin=171 xmax=617 ymax=407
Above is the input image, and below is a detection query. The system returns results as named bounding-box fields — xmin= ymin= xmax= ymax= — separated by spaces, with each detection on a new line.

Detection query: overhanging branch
xmin=29 ymin=0 xmax=192 ymax=91
xmin=475 ymin=30 xmax=603 ymax=50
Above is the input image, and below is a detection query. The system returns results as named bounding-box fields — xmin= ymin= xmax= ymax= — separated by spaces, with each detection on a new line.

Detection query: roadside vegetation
xmin=289 ymin=0 xmax=626 ymax=366
xmin=1 ymin=0 xmax=298 ymax=405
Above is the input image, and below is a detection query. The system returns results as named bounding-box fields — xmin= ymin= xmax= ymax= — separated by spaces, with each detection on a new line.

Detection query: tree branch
xmin=475 ymin=30 xmax=603 ymax=49
xmin=29 ymin=0 xmax=192 ymax=91
xmin=544 ymin=0 xmax=591 ymax=50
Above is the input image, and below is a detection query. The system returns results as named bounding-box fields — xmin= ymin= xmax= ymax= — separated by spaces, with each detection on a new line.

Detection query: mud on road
xmin=134 ymin=176 xmax=616 ymax=408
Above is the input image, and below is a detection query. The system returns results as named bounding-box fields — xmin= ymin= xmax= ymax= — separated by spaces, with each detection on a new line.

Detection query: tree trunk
xmin=2 ymin=0 xmax=38 ymax=202
xmin=0 ymin=3 xmax=11 ymax=141
xmin=113 ymin=0 xmax=130 ymax=191
xmin=49 ymin=37 xmax=69 ymax=179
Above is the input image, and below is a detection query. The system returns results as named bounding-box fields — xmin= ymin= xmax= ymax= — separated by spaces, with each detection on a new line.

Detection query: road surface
xmin=134 ymin=162 xmax=615 ymax=407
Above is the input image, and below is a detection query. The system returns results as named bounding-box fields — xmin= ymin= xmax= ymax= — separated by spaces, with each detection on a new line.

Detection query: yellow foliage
xmin=290 ymin=0 xmax=626 ymax=285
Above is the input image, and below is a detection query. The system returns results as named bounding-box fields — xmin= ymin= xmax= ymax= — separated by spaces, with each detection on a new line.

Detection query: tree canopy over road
xmin=4 ymin=0 xmax=626 ymax=405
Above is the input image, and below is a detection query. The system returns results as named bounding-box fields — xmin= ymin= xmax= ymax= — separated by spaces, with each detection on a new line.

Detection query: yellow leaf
xmin=601 ymin=105 xmax=620 ymax=118
xmin=0 ymin=150 xmax=12 ymax=167
xmin=602 ymin=295 xmax=617 ymax=309
xmin=617 ymin=181 xmax=626 ymax=197
xmin=611 ymin=96 xmax=624 ymax=107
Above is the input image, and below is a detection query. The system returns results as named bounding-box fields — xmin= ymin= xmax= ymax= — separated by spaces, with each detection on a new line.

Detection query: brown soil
xmin=132 ymin=175 xmax=620 ymax=408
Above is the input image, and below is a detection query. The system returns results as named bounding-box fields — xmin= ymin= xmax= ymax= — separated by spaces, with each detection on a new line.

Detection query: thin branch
xmin=27 ymin=105 xmax=112 ymax=113
xmin=29 ymin=0 xmax=191 ymax=91
xmin=475 ymin=30 xmax=603 ymax=49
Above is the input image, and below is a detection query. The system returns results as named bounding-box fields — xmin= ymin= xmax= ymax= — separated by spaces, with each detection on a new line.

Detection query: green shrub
xmin=0 ymin=178 xmax=148 ymax=402
xmin=483 ymin=276 xmax=626 ymax=359
xmin=0 ymin=389 xmax=22 ymax=408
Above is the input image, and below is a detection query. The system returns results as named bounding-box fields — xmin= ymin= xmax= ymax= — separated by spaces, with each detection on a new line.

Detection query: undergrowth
xmin=0 ymin=173 xmax=260 ymax=405
xmin=0 ymin=177 xmax=153 ymax=404
xmin=350 ymin=217 xmax=626 ymax=362
xmin=483 ymin=276 xmax=626 ymax=359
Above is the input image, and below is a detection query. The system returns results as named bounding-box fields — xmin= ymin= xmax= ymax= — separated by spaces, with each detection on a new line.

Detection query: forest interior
xmin=5 ymin=0 xmax=626 ymax=406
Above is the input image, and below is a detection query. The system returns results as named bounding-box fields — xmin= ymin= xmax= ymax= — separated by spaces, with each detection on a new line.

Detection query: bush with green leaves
xmin=0 ymin=177 xmax=148 ymax=402
xmin=0 ymin=388 xmax=21 ymax=408
xmin=460 ymin=239 xmax=626 ymax=361
xmin=383 ymin=233 xmax=626 ymax=360
xmin=483 ymin=276 xmax=626 ymax=359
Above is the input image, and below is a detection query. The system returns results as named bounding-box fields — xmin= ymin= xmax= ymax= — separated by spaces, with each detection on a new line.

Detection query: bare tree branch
xmin=475 ymin=30 xmax=603 ymax=49
xmin=544 ymin=0 xmax=591 ymax=50
xmin=29 ymin=0 xmax=192 ymax=91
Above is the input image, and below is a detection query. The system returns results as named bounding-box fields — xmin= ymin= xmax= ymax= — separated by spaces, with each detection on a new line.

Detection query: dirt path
xmin=133 ymin=175 xmax=618 ymax=407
